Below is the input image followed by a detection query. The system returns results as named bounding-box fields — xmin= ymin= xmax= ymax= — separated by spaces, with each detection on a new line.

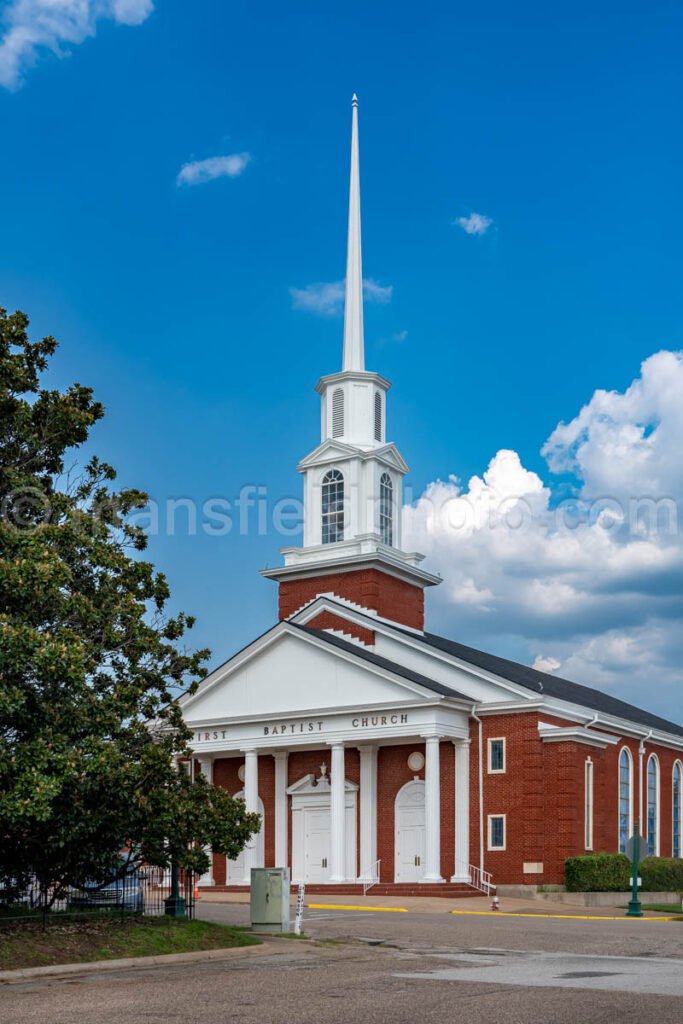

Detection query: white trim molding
xmin=487 ymin=813 xmax=506 ymax=852
xmin=538 ymin=722 xmax=619 ymax=749
xmin=487 ymin=736 xmax=506 ymax=774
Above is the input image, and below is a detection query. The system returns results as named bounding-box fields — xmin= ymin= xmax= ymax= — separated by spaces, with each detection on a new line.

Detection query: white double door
xmin=291 ymin=796 xmax=356 ymax=883
xmin=394 ymin=780 xmax=426 ymax=882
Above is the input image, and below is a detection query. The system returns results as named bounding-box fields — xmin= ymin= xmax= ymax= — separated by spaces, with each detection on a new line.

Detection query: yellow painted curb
xmin=307 ymin=903 xmax=408 ymax=913
xmin=450 ymin=909 xmax=680 ymax=922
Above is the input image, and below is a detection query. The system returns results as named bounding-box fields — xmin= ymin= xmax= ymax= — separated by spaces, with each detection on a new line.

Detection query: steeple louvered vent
xmin=332 ymin=388 xmax=345 ymax=437
xmin=374 ymin=391 xmax=382 ymax=442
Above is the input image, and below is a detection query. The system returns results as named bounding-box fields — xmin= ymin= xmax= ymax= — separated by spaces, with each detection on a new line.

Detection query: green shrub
xmin=564 ymin=853 xmax=631 ymax=892
xmin=640 ymin=857 xmax=683 ymax=892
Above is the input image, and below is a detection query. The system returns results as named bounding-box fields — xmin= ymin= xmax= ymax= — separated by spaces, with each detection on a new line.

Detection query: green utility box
xmin=250 ymin=868 xmax=291 ymax=933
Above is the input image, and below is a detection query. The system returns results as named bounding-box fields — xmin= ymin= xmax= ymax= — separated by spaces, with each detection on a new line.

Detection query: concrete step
xmin=205 ymin=882 xmax=483 ymax=899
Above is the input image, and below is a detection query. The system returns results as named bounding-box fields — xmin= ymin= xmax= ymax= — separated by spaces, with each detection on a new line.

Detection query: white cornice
xmin=315 ymin=370 xmax=392 ymax=394
xmin=261 ymin=550 xmax=441 ymax=588
xmin=538 ymin=722 xmax=619 ymax=749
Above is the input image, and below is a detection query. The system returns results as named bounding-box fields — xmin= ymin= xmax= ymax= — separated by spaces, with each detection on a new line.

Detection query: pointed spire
xmin=342 ymin=94 xmax=364 ymax=371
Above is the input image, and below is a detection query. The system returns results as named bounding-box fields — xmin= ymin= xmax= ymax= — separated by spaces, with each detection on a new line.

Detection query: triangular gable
xmin=180 ymin=623 xmax=449 ymax=724
xmin=297 ymin=439 xmax=409 ymax=474
xmin=290 ymin=596 xmax=540 ymax=706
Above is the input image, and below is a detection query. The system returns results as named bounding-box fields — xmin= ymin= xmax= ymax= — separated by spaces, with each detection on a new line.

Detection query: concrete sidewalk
xmin=197 ymin=890 xmax=674 ymax=919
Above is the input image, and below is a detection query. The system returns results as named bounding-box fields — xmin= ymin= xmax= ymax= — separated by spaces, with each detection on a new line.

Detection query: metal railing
xmin=0 ymin=866 xmax=196 ymax=928
xmin=361 ymin=859 xmax=381 ymax=896
xmin=454 ymin=862 xmax=495 ymax=894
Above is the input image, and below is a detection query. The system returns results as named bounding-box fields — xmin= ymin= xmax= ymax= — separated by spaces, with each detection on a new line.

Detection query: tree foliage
xmin=0 ymin=307 xmax=259 ymax=899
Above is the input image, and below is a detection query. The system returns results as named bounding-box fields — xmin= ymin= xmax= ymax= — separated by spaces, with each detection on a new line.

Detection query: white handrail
xmin=362 ymin=859 xmax=381 ymax=896
xmin=455 ymin=861 xmax=494 ymax=894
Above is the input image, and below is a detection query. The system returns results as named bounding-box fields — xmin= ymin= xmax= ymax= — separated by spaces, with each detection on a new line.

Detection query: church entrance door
xmin=394 ymin=780 xmax=426 ymax=882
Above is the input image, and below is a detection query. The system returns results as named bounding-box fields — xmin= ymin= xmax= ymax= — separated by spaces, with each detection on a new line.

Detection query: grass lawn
xmin=638 ymin=902 xmax=683 ymax=915
xmin=0 ymin=917 xmax=261 ymax=972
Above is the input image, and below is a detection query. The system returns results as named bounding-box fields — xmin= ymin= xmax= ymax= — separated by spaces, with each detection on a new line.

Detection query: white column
xmin=196 ymin=757 xmax=215 ymax=887
xmin=451 ymin=739 xmax=471 ymax=882
xmin=242 ymin=749 xmax=259 ymax=885
xmin=422 ymin=736 xmax=444 ymax=882
xmin=329 ymin=743 xmax=347 ymax=882
xmin=273 ymin=751 xmax=289 ymax=869
xmin=358 ymin=746 xmax=378 ymax=881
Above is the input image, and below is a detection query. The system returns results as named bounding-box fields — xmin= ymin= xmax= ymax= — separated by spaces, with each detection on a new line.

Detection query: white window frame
xmin=673 ymin=760 xmax=683 ymax=859
xmin=487 ymin=737 xmax=506 ymax=775
xmin=617 ymin=746 xmax=633 ymax=854
xmin=584 ymin=757 xmax=594 ymax=851
xmin=487 ymin=814 xmax=506 ymax=852
xmin=646 ymin=753 xmax=660 ymax=857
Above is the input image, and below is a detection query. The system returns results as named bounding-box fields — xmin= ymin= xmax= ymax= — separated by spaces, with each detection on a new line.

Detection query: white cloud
xmin=533 ymin=655 xmax=561 ymax=673
xmin=455 ymin=212 xmax=493 ymax=236
xmin=362 ymin=278 xmax=393 ymax=305
xmin=176 ymin=153 xmax=251 ymax=187
xmin=393 ymin=330 xmax=408 ymax=342
xmin=290 ymin=278 xmax=393 ymax=317
xmin=0 ymin=0 xmax=153 ymax=90
xmin=403 ymin=351 xmax=683 ymax=718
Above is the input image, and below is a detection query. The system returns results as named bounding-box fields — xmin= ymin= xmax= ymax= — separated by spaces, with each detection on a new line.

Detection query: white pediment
xmin=180 ymin=624 xmax=448 ymax=725
xmin=286 ymin=772 xmax=358 ymax=796
xmin=297 ymin=439 xmax=409 ymax=474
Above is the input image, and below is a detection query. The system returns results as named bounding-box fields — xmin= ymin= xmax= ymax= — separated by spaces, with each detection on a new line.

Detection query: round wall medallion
xmin=407 ymin=751 xmax=425 ymax=772
xmin=237 ymin=764 xmax=245 ymax=783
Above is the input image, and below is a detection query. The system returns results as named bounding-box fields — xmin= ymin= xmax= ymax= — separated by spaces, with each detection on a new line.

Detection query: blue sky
xmin=2 ymin=1 xmax=682 ymax=717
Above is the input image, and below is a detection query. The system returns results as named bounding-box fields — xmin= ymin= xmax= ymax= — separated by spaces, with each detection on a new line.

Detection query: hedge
xmin=565 ymin=853 xmax=683 ymax=892
xmin=565 ymin=853 xmax=631 ymax=892
xmin=640 ymin=857 xmax=683 ymax=892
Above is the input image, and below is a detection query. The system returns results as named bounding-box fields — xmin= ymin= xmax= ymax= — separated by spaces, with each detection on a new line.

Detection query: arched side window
xmin=379 ymin=472 xmax=393 ymax=546
xmin=647 ymin=754 xmax=660 ymax=857
xmin=321 ymin=469 xmax=344 ymax=544
xmin=618 ymin=747 xmax=633 ymax=854
xmin=374 ymin=391 xmax=382 ymax=442
xmin=674 ymin=762 xmax=683 ymax=859
xmin=332 ymin=389 xmax=344 ymax=438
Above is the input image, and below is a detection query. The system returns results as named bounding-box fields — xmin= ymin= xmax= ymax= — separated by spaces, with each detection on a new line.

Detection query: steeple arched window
xmin=379 ymin=472 xmax=393 ymax=546
xmin=647 ymin=754 xmax=660 ymax=857
xmin=618 ymin=747 xmax=633 ymax=854
xmin=332 ymin=389 xmax=345 ymax=438
xmin=321 ymin=469 xmax=344 ymax=544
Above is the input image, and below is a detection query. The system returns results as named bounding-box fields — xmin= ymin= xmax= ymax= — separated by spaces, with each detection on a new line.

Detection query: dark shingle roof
xmin=293 ymin=624 xmax=469 ymax=701
xmin=413 ymin=629 xmax=683 ymax=739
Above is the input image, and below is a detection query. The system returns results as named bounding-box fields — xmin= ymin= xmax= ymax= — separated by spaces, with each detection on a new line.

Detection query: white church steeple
xmin=342 ymin=94 xmax=364 ymax=373
xmin=261 ymin=97 xmax=440 ymax=617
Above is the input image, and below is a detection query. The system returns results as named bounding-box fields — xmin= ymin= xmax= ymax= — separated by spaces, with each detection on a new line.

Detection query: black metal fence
xmin=0 ymin=866 xmax=196 ymax=928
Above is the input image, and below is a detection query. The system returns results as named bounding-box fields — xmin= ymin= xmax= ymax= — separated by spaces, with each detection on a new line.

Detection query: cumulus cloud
xmin=0 ymin=0 xmax=153 ymax=90
xmin=176 ymin=153 xmax=251 ymax=187
xmin=290 ymin=278 xmax=393 ymax=316
xmin=403 ymin=351 xmax=683 ymax=718
xmin=455 ymin=212 xmax=492 ymax=236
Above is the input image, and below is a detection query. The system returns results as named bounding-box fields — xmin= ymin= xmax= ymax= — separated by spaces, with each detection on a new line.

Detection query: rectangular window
xmin=488 ymin=814 xmax=506 ymax=851
xmin=585 ymin=758 xmax=594 ymax=850
xmin=487 ymin=738 xmax=506 ymax=774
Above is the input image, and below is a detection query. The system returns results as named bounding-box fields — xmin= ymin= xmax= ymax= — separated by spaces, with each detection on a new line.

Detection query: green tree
xmin=0 ymin=307 xmax=259 ymax=902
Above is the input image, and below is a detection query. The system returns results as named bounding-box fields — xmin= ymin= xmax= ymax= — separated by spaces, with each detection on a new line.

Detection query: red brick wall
xmin=209 ymin=727 xmax=683 ymax=887
xmin=304 ymin=610 xmax=375 ymax=646
xmin=278 ymin=568 xmax=425 ymax=629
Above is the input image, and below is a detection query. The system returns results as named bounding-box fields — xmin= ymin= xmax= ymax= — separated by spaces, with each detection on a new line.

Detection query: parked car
xmin=67 ymin=862 xmax=145 ymax=913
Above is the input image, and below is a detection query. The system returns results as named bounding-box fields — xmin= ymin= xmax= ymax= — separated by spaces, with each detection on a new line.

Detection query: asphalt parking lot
xmin=3 ymin=897 xmax=683 ymax=1024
